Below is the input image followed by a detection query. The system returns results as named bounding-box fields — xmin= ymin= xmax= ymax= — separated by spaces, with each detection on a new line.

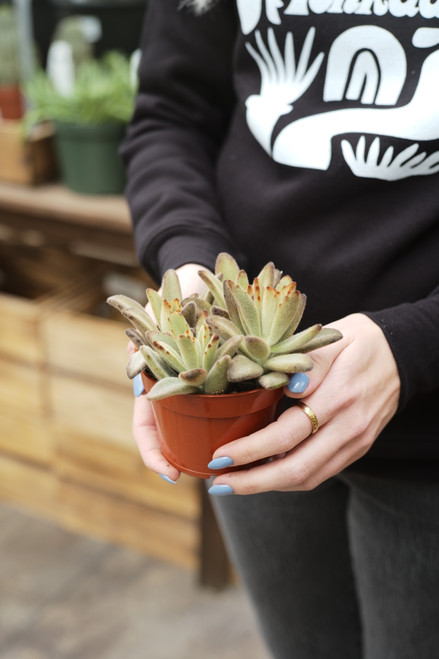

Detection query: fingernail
xmin=159 ymin=474 xmax=177 ymax=485
xmin=208 ymin=456 xmax=234 ymax=470
xmin=133 ymin=373 xmax=145 ymax=397
xmin=287 ymin=372 xmax=309 ymax=394
xmin=208 ymin=484 xmax=234 ymax=496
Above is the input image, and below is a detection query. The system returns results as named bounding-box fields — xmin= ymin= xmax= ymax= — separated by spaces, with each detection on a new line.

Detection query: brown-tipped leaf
xmin=179 ymin=368 xmax=207 ymax=387
xmin=229 ymin=280 xmax=261 ymax=337
xmin=126 ymin=350 xmax=148 ymax=379
xmin=206 ymin=315 xmax=243 ymax=340
xmin=204 ymin=354 xmax=232 ymax=394
xmin=147 ymin=377 xmax=198 ymax=401
xmin=140 ymin=345 xmax=176 ymax=380
xmin=270 ymin=324 xmax=322 ymax=354
xmin=228 ymin=354 xmax=264 ymax=382
xmin=198 ymin=269 xmax=225 ymax=307
xmin=121 ymin=306 xmax=157 ymax=334
xmin=161 ymin=269 xmax=182 ymax=302
xmin=264 ymin=353 xmax=313 ymax=374
xmin=242 ymin=336 xmax=270 ymax=363
xmin=296 ymin=327 xmax=343 ymax=353
xmin=215 ymin=252 xmax=240 ymax=282
xmin=258 ymin=371 xmax=289 ymax=389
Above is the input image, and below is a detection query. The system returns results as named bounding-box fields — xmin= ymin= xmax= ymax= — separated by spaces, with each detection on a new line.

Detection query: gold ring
xmin=295 ymin=401 xmax=319 ymax=434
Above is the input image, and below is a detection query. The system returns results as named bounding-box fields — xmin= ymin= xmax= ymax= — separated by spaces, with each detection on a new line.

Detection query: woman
xmin=121 ymin=1 xmax=439 ymax=657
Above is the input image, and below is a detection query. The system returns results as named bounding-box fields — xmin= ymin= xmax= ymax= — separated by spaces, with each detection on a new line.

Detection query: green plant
xmin=108 ymin=253 xmax=342 ymax=400
xmin=25 ymin=50 xmax=136 ymax=127
xmin=0 ymin=5 xmax=21 ymax=86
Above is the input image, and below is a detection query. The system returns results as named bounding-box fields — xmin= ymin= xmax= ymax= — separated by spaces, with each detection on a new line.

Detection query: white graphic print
xmin=239 ymin=0 xmax=439 ymax=180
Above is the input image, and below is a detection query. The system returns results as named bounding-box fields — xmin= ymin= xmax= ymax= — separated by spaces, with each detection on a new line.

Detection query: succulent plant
xmin=107 ymin=253 xmax=342 ymax=400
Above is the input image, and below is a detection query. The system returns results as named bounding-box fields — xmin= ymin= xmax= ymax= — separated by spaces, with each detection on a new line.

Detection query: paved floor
xmin=0 ymin=503 xmax=270 ymax=659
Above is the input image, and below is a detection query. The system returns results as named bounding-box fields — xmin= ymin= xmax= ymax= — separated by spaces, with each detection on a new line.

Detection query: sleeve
xmin=120 ymin=0 xmax=245 ymax=281
xmin=366 ymin=284 xmax=439 ymax=410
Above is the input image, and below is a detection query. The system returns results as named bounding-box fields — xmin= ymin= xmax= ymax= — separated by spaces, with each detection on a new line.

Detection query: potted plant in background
xmin=0 ymin=4 xmax=24 ymax=120
xmin=25 ymin=40 xmax=136 ymax=194
xmin=107 ymin=253 xmax=342 ymax=478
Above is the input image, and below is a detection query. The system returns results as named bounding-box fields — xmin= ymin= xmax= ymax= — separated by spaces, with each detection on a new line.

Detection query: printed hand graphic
xmin=341 ymin=137 xmax=439 ymax=180
xmin=245 ymin=28 xmax=324 ymax=153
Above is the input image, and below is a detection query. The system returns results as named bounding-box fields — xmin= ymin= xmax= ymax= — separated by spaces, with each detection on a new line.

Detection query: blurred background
xmin=0 ymin=1 xmax=269 ymax=656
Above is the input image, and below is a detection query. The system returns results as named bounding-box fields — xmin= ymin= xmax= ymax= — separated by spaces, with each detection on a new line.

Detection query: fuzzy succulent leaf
xmin=107 ymin=294 xmax=147 ymax=316
xmin=169 ymin=311 xmax=192 ymax=339
xmin=228 ymin=281 xmax=261 ymax=337
xmin=223 ymin=281 xmax=245 ymax=332
xmin=149 ymin=338 xmax=186 ymax=373
xmin=126 ymin=349 xmax=148 ymax=379
xmin=216 ymin=335 xmax=243 ymax=360
xmin=228 ymin=354 xmax=264 ymax=382
xmin=198 ymin=269 xmax=225 ymax=307
xmin=179 ymin=368 xmax=207 ymax=387
xmin=203 ymin=334 xmax=220 ymax=372
xmin=215 ymin=252 xmax=240 ymax=282
xmin=161 ymin=269 xmax=182 ymax=302
xmin=210 ymin=306 xmax=229 ymax=318
xmin=270 ymin=324 xmax=322 ymax=355
xmin=257 ymin=261 xmax=275 ymax=289
xmin=146 ymin=330 xmax=178 ymax=352
xmin=264 ymin=353 xmax=313 ymax=374
xmin=145 ymin=288 xmax=163 ymax=326
xmin=252 ymin=277 xmax=263 ymax=315
xmin=278 ymin=292 xmax=307 ymax=341
xmin=258 ymin=371 xmax=289 ymax=389
xmin=261 ymin=286 xmax=279 ymax=339
xmin=295 ymin=327 xmax=343 ymax=353
xmin=242 ymin=336 xmax=270 ymax=363
xmin=121 ymin=306 xmax=157 ymax=335
xmin=204 ymin=354 xmax=232 ymax=394
xmin=147 ymin=377 xmax=198 ymax=401
xmin=181 ymin=300 xmax=197 ymax=328
xmin=268 ymin=293 xmax=303 ymax=346
xmin=176 ymin=334 xmax=200 ymax=370
xmin=125 ymin=328 xmax=145 ymax=350
xmin=140 ymin=345 xmax=175 ymax=380
xmin=237 ymin=269 xmax=249 ymax=290
xmin=275 ymin=276 xmax=295 ymax=293
xmin=206 ymin=315 xmax=243 ymax=341
xmin=182 ymin=294 xmax=211 ymax=315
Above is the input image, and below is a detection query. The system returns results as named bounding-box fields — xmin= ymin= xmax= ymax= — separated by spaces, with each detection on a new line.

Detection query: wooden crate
xmin=0 ymin=120 xmax=57 ymax=185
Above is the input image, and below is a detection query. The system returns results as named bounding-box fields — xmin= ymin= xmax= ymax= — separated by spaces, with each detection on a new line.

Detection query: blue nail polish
xmin=208 ymin=456 xmax=234 ymax=470
xmin=159 ymin=474 xmax=177 ymax=485
xmin=287 ymin=372 xmax=309 ymax=394
xmin=133 ymin=373 xmax=145 ymax=397
xmin=208 ymin=484 xmax=234 ymax=496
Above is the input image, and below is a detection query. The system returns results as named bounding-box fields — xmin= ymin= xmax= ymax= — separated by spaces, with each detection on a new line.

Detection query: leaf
xmin=264 ymin=353 xmax=313 ymax=374
xmin=198 ymin=270 xmax=225 ymax=307
xmin=121 ymin=306 xmax=157 ymax=335
xmin=146 ymin=288 xmax=163 ymax=325
xmin=237 ymin=269 xmax=249 ymax=290
xmin=126 ymin=350 xmax=147 ymax=379
xmin=216 ymin=335 xmax=243 ymax=360
xmin=206 ymin=315 xmax=243 ymax=340
xmin=106 ymin=294 xmax=147 ymax=315
xmin=296 ymin=327 xmax=343 ymax=353
xmin=242 ymin=336 xmax=270 ymax=363
xmin=223 ymin=280 xmax=245 ymax=333
xmin=258 ymin=371 xmax=289 ymax=389
xmin=278 ymin=292 xmax=307 ymax=341
xmin=252 ymin=277 xmax=263 ymax=316
xmin=140 ymin=345 xmax=175 ymax=380
xmin=181 ymin=301 xmax=197 ymax=328
xmin=161 ymin=269 xmax=182 ymax=302
xmin=169 ymin=311 xmax=192 ymax=339
xmin=176 ymin=334 xmax=200 ymax=370
xmin=146 ymin=330 xmax=177 ymax=351
xmin=203 ymin=334 xmax=220 ymax=372
xmin=204 ymin=355 xmax=232 ymax=394
xmin=215 ymin=252 xmax=240 ymax=282
xmin=257 ymin=261 xmax=275 ymax=289
xmin=261 ymin=286 xmax=279 ymax=339
xmin=147 ymin=377 xmax=198 ymax=401
xmin=149 ymin=339 xmax=186 ymax=373
xmin=125 ymin=328 xmax=145 ymax=350
xmin=275 ymin=275 xmax=295 ymax=293
xmin=160 ymin=299 xmax=173 ymax=332
xmin=228 ymin=355 xmax=264 ymax=382
xmin=270 ymin=324 xmax=322 ymax=354
xmin=179 ymin=368 xmax=207 ymax=387
xmin=229 ymin=281 xmax=261 ymax=337
xmin=268 ymin=293 xmax=302 ymax=345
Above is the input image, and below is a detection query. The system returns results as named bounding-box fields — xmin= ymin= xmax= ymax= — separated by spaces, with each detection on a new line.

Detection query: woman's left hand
xmin=208 ymin=313 xmax=401 ymax=495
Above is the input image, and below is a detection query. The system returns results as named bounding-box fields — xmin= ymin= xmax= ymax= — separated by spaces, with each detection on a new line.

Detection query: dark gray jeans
xmin=212 ymin=469 xmax=439 ymax=659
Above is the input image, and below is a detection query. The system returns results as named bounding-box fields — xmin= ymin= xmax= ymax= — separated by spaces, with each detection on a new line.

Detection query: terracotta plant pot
xmin=142 ymin=372 xmax=284 ymax=479
xmin=0 ymin=85 xmax=24 ymax=120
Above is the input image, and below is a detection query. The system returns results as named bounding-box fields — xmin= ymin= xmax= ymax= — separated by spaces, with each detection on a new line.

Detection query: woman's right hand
xmin=131 ymin=262 xmax=209 ymax=483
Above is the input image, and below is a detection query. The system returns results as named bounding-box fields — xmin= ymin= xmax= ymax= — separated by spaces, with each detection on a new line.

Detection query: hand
xmin=208 ymin=313 xmax=401 ymax=495
xmin=130 ymin=263 xmax=209 ymax=484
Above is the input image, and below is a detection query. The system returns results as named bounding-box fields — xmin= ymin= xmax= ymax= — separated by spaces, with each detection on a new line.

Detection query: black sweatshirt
xmin=121 ymin=0 xmax=439 ymax=474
